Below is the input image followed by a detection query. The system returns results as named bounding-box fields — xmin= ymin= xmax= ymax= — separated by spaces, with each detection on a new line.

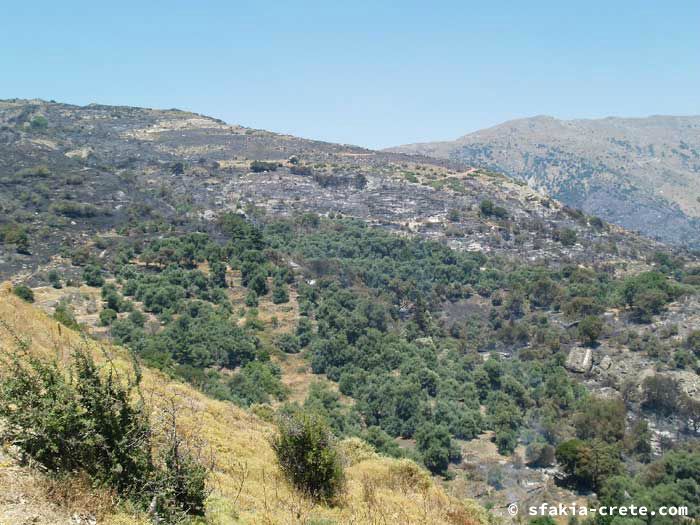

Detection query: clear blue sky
xmin=2 ymin=1 xmax=699 ymax=148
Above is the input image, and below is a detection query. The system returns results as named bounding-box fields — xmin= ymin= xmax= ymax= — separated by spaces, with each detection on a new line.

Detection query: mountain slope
xmin=0 ymin=100 xmax=669 ymax=282
xmin=0 ymin=284 xmax=489 ymax=525
xmin=389 ymin=115 xmax=700 ymax=247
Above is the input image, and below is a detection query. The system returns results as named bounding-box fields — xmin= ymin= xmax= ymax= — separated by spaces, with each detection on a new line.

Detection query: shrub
xmin=248 ymin=272 xmax=269 ymax=296
xmin=250 ymin=160 xmax=278 ymax=173
xmin=525 ymin=442 xmax=555 ymax=467
xmin=12 ymin=284 xmax=34 ymax=303
xmin=272 ymin=283 xmax=290 ymax=304
xmin=277 ymin=333 xmax=301 ymax=353
xmin=47 ymin=270 xmax=63 ymax=289
xmin=558 ymin=228 xmax=578 ymax=246
xmin=99 ymin=308 xmax=118 ymax=326
xmin=290 ymin=164 xmax=313 ymax=176
xmin=245 ymin=290 xmax=259 ymax=307
xmin=271 ymin=410 xmax=345 ymax=503
xmin=0 ymin=223 xmax=30 ymax=253
xmin=30 ymin=115 xmax=49 ymax=129
xmin=82 ymin=265 xmax=105 ymax=286
xmin=686 ymin=330 xmax=700 ymax=357
xmin=50 ymin=201 xmax=103 ymax=218
xmin=0 ymin=346 xmax=209 ymax=520
xmin=54 ymin=302 xmax=80 ymax=330
xmin=479 ymin=199 xmax=507 ymax=218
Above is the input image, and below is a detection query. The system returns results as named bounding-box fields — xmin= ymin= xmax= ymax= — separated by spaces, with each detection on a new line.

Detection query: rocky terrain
xmin=390 ymin=115 xmax=700 ymax=248
xmin=0 ymin=100 xmax=670 ymax=282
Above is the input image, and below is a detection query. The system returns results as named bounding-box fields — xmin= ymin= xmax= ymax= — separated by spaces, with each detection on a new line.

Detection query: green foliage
xmin=619 ymin=271 xmax=679 ymax=323
xmin=228 ymin=361 xmax=286 ymax=406
xmin=12 ymin=284 xmax=34 ymax=303
xmin=136 ymin=301 xmax=259 ymax=369
xmin=573 ymin=397 xmax=626 ymax=443
xmin=578 ymin=315 xmax=603 ymax=346
xmin=556 ymin=438 xmax=621 ymax=490
xmin=272 ymin=282 xmax=290 ymax=304
xmin=597 ymin=446 xmax=700 ymax=525
xmin=641 ymin=374 xmax=679 ymax=416
xmin=0 ymin=346 xmax=209 ymax=519
xmin=245 ymin=290 xmax=259 ymax=307
xmin=360 ymin=426 xmax=403 ymax=458
xmin=0 ymin=223 xmax=30 ymax=253
xmin=82 ymin=264 xmax=105 ymax=286
xmin=271 ymin=409 xmax=345 ymax=503
xmin=54 ymin=301 xmax=80 ymax=330
xmin=47 ymin=269 xmax=62 ymax=289
xmin=684 ymin=330 xmax=700 ymax=356
xmin=99 ymin=307 xmax=118 ymax=326
xmin=30 ymin=115 xmax=49 ymax=129
xmin=414 ymin=423 xmax=459 ymax=474
xmin=277 ymin=332 xmax=301 ymax=353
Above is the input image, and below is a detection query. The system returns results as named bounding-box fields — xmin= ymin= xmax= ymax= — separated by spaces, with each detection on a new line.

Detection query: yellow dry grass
xmin=0 ymin=284 xmax=490 ymax=525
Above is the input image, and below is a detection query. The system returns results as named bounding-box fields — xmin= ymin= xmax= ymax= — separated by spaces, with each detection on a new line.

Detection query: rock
xmin=565 ymin=347 xmax=592 ymax=373
xmin=599 ymin=355 xmax=612 ymax=370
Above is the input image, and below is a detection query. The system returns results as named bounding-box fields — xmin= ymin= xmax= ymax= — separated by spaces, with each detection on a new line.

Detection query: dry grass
xmin=0 ymin=283 xmax=490 ymax=525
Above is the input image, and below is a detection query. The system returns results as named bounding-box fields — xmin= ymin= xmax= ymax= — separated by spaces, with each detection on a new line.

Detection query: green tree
xmin=578 ymin=315 xmax=603 ymax=346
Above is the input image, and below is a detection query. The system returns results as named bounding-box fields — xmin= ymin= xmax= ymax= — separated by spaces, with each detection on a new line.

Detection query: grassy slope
xmin=0 ymin=284 xmax=490 ymax=525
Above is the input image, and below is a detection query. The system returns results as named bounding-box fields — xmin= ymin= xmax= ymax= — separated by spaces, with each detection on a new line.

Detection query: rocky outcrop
xmin=565 ymin=347 xmax=593 ymax=373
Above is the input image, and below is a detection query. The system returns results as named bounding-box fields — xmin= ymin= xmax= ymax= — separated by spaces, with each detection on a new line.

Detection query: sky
xmin=2 ymin=1 xmax=699 ymax=149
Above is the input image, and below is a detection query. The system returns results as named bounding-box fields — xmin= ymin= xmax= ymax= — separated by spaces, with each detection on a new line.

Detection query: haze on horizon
xmin=2 ymin=0 xmax=699 ymax=149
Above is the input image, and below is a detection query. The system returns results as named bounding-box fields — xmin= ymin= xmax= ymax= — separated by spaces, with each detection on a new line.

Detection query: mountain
xmin=1 ymin=100 xmax=699 ymax=523
xmin=389 ymin=115 xmax=700 ymax=248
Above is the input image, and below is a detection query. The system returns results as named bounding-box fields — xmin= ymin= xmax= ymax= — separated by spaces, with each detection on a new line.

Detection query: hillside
xmin=1 ymin=100 xmax=699 ymax=524
xmin=0 ymin=285 xmax=490 ymax=525
xmin=389 ymin=115 xmax=700 ymax=247
xmin=0 ymin=99 xmax=669 ymax=283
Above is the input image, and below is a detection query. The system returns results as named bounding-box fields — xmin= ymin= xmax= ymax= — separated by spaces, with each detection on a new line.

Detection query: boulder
xmin=565 ymin=347 xmax=592 ymax=373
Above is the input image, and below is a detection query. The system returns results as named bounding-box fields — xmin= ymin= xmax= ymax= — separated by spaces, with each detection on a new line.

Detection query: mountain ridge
xmin=388 ymin=114 xmax=700 ymax=247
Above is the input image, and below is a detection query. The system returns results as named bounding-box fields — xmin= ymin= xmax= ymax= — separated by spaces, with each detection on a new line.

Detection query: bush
xmin=558 ymin=228 xmax=578 ymax=246
xmin=277 ymin=333 xmax=301 ymax=353
xmin=99 ymin=308 xmax=118 ymax=326
xmin=290 ymin=164 xmax=313 ymax=176
xmin=0 ymin=346 xmax=209 ymax=520
xmin=30 ymin=115 xmax=49 ymax=130
xmin=0 ymin=223 xmax=30 ymax=253
xmin=250 ymin=160 xmax=278 ymax=173
xmin=50 ymin=201 xmax=103 ymax=218
xmin=82 ymin=265 xmax=105 ymax=286
xmin=248 ymin=272 xmax=269 ymax=296
xmin=272 ymin=283 xmax=290 ymax=304
xmin=686 ymin=330 xmax=700 ymax=357
xmin=47 ymin=270 xmax=63 ymax=289
xmin=54 ymin=302 xmax=80 ymax=330
xmin=12 ymin=284 xmax=34 ymax=303
xmin=271 ymin=410 xmax=345 ymax=503
xmin=245 ymin=290 xmax=259 ymax=307
xmin=479 ymin=199 xmax=508 ymax=218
